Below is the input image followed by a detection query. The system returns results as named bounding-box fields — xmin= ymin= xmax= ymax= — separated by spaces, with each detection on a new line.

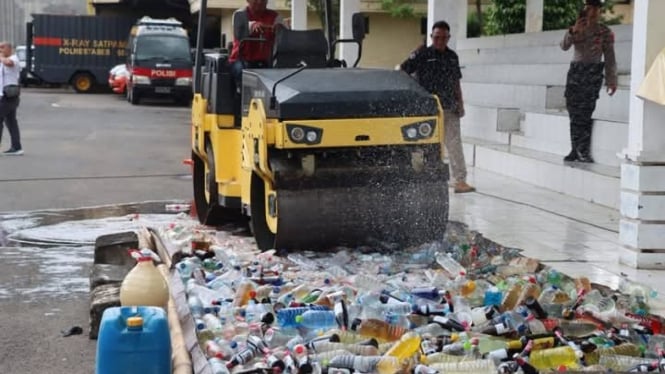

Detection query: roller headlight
xmin=418 ymin=122 xmax=433 ymax=137
xmin=401 ymin=120 xmax=436 ymax=141
xmin=306 ymin=131 xmax=318 ymax=143
xmin=286 ymin=124 xmax=323 ymax=145
xmin=290 ymin=127 xmax=305 ymax=142
xmin=406 ymin=128 xmax=418 ymax=139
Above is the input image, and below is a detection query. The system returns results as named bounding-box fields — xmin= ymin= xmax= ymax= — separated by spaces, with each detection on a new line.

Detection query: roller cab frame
xmin=191 ymin=0 xmax=449 ymax=251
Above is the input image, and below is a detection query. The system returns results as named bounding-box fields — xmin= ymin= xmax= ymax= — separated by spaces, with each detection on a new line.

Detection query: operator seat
xmin=272 ymin=29 xmax=329 ymax=68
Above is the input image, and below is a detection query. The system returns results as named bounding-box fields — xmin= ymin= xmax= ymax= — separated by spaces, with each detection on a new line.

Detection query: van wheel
xmin=129 ymin=87 xmax=140 ymax=105
xmin=72 ymin=73 xmax=94 ymax=93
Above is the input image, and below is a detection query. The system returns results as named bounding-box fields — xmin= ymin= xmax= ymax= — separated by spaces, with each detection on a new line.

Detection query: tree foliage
xmin=379 ymin=0 xmax=426 ymax=18
xmin=484 ymin=0 xmax=623 ymax=36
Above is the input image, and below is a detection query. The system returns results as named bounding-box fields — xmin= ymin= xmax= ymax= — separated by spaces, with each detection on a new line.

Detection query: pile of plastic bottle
xmin=161 ymin=220 xmax=665 ymax=373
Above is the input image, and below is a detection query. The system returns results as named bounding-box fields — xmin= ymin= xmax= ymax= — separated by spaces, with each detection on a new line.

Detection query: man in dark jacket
xmin=400 ymin=21 xmax=475 ymax=193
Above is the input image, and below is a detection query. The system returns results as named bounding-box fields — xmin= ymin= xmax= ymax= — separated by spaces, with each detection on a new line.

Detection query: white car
xmin=16 ymin=45 xmax=40 ymax=86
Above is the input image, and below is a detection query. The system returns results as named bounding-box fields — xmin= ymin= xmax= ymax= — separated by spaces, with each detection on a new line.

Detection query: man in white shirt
xmin=0 ymin=41 xmax=22 ymax=155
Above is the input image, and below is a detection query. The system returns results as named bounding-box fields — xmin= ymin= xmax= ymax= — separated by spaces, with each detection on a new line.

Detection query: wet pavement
xmin=0 ymin=202 xmax=190 ymax=302
xmin=0 ymin=202 xmax=191 ymax=374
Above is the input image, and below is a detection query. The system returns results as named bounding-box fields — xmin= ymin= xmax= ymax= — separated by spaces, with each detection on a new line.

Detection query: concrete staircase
xmin=457 ymin=25 xmax=633 ymax=210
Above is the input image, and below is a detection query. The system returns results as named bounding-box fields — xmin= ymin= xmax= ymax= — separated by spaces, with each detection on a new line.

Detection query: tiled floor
xmin=449 ymin=167 xmax=665 ymax=316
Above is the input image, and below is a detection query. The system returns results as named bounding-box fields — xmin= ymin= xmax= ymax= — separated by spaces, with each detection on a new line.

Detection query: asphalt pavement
xmin=0 ymin=88 xmax=192 ymax=374
xmin=0 ymin=88 xmax=192 ymax=211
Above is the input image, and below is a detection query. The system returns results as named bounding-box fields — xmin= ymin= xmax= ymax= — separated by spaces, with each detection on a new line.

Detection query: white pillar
xmin=290 ymin=0 xmax=307 ymax=30
xmin=339 ymin=0 xmax=360 ymax=66
xmin=427 ymin=0 xmax=466 ymax=50
xmin=619 ymin=0 xmax=665 ymax=269
xmin=525 ymin=0 xmax=544 ymax=33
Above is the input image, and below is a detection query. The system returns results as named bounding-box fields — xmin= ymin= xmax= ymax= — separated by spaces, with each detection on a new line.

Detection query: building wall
xmin=361 ymin=13 xmax=422 ymax=68
xmin=219 ymin=9 xmax=421 ymax=69
xmin=0 ymin=0 xmax=87 ymax=47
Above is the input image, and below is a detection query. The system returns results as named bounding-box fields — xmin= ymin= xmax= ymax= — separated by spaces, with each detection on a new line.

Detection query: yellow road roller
xmin=190 ymin=0 xmax=449 ymax=250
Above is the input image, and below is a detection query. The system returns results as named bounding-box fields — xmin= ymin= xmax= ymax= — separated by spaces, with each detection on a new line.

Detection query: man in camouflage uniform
xmin=400 ymin=21 xmax=475 ymax=193
xmin=561 ymin=0 xmax=617 ymax=163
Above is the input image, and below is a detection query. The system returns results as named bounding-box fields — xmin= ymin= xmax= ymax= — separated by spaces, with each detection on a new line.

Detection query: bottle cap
xmin=127 ymin=316 xmax=143 ymax=328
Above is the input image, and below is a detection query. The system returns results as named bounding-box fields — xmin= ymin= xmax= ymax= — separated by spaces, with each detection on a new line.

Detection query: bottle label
xmin=495 ymin=323 xmax=510 ymax=335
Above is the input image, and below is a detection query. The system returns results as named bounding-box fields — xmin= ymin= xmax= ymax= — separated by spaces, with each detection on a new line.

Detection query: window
xmin=135 ymin=35 xmax=192 ymax=62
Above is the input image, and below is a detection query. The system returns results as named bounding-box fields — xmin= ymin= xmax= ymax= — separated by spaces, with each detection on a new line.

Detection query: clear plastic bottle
xmin=517 ymin=281 xmax=541 ymax=306
xmin=353 ymin=274 xmax=385 ymax=292
xmin=598 ymin=355 xmax=656 ymax=372
xmin=176 ymin=259 xmax=198 ymax=283
xmin=226 ymin=335 xmax=268 ymax=369
xmin=307 ymin=341 xmax=379 ymax=356
xmin=327 ymin=355 xmax=400 ymax=374
xmin=428 ymin=359 xmax=496 ymax=374
xmin=204 ymin=339 xmax=234 ymax=360
xmin=500 ymin=282 xmax=522 ymax=312
xmin=188 ymin=294 xmax=205 ymax=318
xmin=202 ymin=313 xmax=224 ymax=336
xmin=353 ymin=318 xmax=408 ymax=342
xmin=276 ymin=306 xmax=330 ymax=328
xmin=296 ymin=310 xmax=337 ymax=330
xmin=208 ymin=357 xmax=231 ymax=374
xmin=232 ymin=280 xmax=255 ymax=308
xmin=310 ymin=349 xmax=353 ymax=365
xmin=435 ymin=252 xmax=466 ymax=278
xmin=470 ymin=305 xmax=501 ymax=327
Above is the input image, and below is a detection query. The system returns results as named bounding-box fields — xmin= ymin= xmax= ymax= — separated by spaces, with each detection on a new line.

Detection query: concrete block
xmin=594 ymin=87 xmax=630 ymax=123
xmin=619 ymin=246 xmax=665 ymax=270
xmin=545 ymin=86 xmax=566 ymax=110
xmin=457 ymin=41 xmax=632 ymax=69
xmin=462 ymin=82 xmax=550 ymax=110
xmin=94 ymin=231 xmax=138 ymax=268
xmin=461 ymin=105 xmax=512 ymax=144
xmin=497 ymin=108 xmax=521 ymax=132
xmin=514 ymin=111 xmax=627 ymax=167
xmin=621 ymin=192 xmax=665 ymax=220
xmin=89 ymin=283 xmax=121 ymax=340
xmin=620 ymin=218 xmax=665 ymax=249
xmin=621 ymin=164 xmax=665 ymax=192
xmin=89 ymin=264 xmax=130 ymax=290
xmin=472 ymin=144 xmax=620 ymax=209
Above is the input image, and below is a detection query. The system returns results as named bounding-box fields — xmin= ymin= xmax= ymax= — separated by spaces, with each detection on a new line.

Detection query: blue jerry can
xmin=96 ymin=306 xmax=171 ymax=374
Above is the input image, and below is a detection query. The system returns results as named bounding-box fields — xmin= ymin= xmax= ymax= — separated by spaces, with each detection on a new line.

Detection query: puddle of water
xmin=0 ymin=201 xmax=190 ymax=302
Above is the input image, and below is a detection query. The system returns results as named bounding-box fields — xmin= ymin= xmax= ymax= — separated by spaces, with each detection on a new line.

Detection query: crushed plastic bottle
xmin=160 ymin=219 xmax=665 ymax=374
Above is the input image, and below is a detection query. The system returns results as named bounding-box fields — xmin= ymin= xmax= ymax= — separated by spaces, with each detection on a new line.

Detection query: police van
xmin=125 ymin=17 xmax=193 ymax=105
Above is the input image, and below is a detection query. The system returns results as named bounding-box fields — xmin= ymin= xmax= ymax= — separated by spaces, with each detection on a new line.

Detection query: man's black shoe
xmin=577 ymin=154 xmax=594 ymax=163
xmin=563 ymin=150 xmax=578 ymax=162
xmin=2 ymin=148 xmax=24 ymax=156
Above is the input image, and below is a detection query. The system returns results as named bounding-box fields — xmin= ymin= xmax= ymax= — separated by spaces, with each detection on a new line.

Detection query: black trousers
xmin=564 ymin=62 xmax=604 ymax=157
xmin=0 ymin=96 xmax=21 ymax=150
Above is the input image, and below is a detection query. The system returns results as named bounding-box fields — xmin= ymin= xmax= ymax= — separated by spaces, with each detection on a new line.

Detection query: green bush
xmin=484 ymin=0 xmax=623 ymax=36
